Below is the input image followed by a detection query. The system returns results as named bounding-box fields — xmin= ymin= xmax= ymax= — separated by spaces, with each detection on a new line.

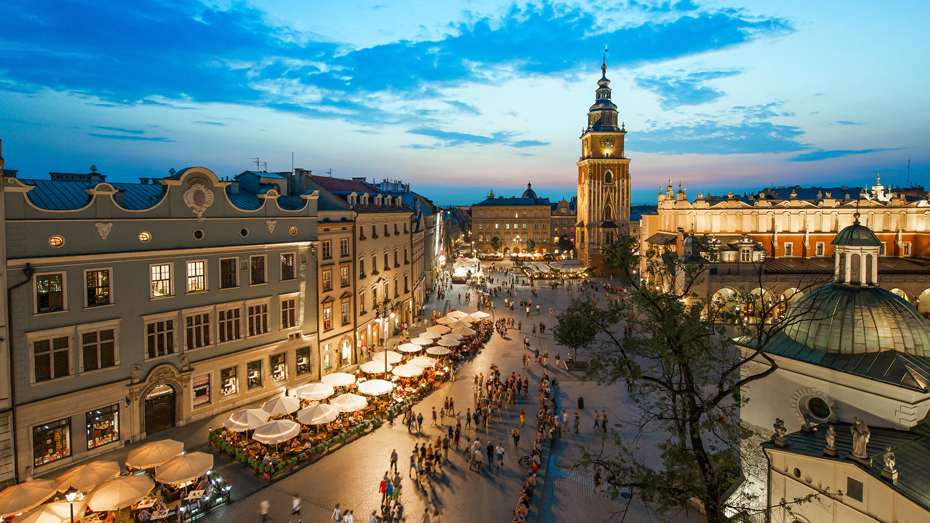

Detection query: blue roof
xmin=242 ymin=170 xmax=291 ymax=179
xmin=22 ymin=179 xmax=165 ymax=211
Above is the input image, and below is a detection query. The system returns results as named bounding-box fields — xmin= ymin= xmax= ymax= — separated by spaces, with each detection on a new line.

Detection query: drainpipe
xmin=6 ymin=263 xmax=35 ymax=483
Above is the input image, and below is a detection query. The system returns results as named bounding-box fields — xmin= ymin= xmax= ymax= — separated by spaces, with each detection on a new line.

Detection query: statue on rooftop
xmin=850 ymin=417 xmax=870 ymax=459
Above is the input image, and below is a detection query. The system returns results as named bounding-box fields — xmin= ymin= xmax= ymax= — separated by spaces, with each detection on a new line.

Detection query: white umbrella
xmin=426 ymin=325 xmax=451 ymax=334
xmin=357 ymin=379 xmax=394 ymax=396
xmin=0 ymin=480 xmax=57 ymax=518
xmin=438 ymin=338 xmax=461 ymax=347
xmin=17 ymin=501 xmax=86 ymax=523
xmin=126 ymin=439 xmax=184 ymax=469
xmin=85 ymin=476 xmax=154 ymax=511
xmin=452 ymin=326 xmax=476 ymax=336
xmin=370 ymin=350 xmax=403 ymax=365
xmin=418 ymin=331 xmax=441 ymax=339
xmin=55 ymin=461 xmax=120 ymax=492
xmin=155 ymin=452 xmax=214 ymax=486
xmin=470 ymin=311 xmax=491 ymax=319
xmin=447 ymin=310 xmax=470 ymax=319
xmin=408 ymin=337 xmax=433 ymax=346
xmin=321 ymin=372 xmax=356 ymax=387
xmin=459 ymin=315 xmax=480 ymax=324
xmin=426 ymin=346 xmax=452 ymax=355
xmin=391 ymin=364 xmax=424 ymax=378
xmin=396 ymin=343 xmax=423 ymax=353
xmin=295 ymin=382 xmax=335 ymax=401
xmin=297 ymin=404 xmax=340 ymax=425
xmin=440 ymin=333 xmax=462 ymax=341
xmin=262 ymin=396 xmax=301 ymax=416
xmin=435 ymin=316 xmax=457 ymax=325
xmin=360 ymin=360 xmax=393 ymax=374
xmin=329 ymin=393 xmax=368 ymax=413
xmin=252 ymin=420 xmax=300 ymax=445
xmin=409 ymin=356 xmax=438 ymax=368
xmin=448 ymin=320 xmax=471 ymax=330
xmin=223 ymin=409 xmax=270 ymax=432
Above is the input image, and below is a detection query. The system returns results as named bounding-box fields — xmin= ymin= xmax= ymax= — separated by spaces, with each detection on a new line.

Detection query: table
xmin=185 ymin=490 xmax=205 ymax=501
xmin=151 ymin=509 xmax=169 ymax=520
xmin=137 ymin=498 xmax=157 ymax=509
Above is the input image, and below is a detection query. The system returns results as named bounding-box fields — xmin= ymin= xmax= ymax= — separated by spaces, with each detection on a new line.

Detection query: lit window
xmin=281 ymin=253 xmax=295 ymax=281
xmin=150 ymin=264 xmax=172 ymax=297
xmin=323 ymin=270 xmax=332 ymax=291
xmin=187 ymin=261 xmax=206 ymax=293
xmin=323 ymin=307 xmax=333 ymax=330
xmin=250 ymin=255 xmax=266 ymax=284
xmin=342 ymin=302 xmax=350 ymax=324
xmin=49 ymin=236 xmax=64 ymax=247
xmin=36 ymin=273 xmax=65 ymax=312
xmin=340 ymin=266 xmax=349 ymax=286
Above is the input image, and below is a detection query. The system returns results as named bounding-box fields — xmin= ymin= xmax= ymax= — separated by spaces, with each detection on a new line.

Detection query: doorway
xmin=144 ymin=384 xmax=176 ymax=434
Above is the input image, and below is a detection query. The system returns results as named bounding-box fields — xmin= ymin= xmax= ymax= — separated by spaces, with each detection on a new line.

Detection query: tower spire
xmin=602 ymin=45 xmax=608 ymax=76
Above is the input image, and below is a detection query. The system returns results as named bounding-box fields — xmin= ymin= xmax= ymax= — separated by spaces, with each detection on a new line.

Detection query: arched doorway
xmin=144 ymin=384 xmax=176 ymax=435
xmin=918 ymin=289 xmax=930 ymax=319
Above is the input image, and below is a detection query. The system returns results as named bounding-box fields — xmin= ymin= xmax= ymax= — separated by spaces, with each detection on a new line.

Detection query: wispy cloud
xmin=629 ymin=121 xmax=808 ymax=155
xmin=192 ymin=121 xmax=227 ymax=126
xmin=91 ymin=125 xmax=146 ymax=134
xmin=787 ymin=148 xmax=896 ymax=162
xmin=88 ymin=133 xmax=172 ymax=142
xmin=635 ymin=69 xmax=741 ymax=109
xmin=407 ymin=128 xmax=549 ymax=148
xmin=835 ymin=120 xmax=863 ymax=126
xmin=445 ymin=100 xmax=481 ymax=115
xmin=733 ymin=102 xmax=794 ymax=120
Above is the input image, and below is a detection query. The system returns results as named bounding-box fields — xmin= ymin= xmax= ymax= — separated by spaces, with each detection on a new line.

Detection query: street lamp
xmin=65 ymin=487 xmax=79 ymax=523
xmin=375 ymin=297 xmax=397 ymax=375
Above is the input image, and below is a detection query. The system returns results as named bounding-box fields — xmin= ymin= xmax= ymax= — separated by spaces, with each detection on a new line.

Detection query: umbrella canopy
xmin=426 ymin=325 xmax=451 ymax=334
xmin=252 ymin=420 xmax=300 ymax=445
xmin=409 ymin=356 xmax=438 ymax=368
xmin=223 ymin=409 xmax=270 ymax=433
xmin=447 ymin=310 xmax=470 ymax=319
xmin=85 ymin=476 xmax=154 ymax=512
xmin=370 ymin=350 xmax=403 ymax=365
xmin=155 ymin=452 xmax=214 ymax=486
xmin=360 ymin=360 xmax=393 ymax=374
xmin=418 ymin=331 xmax=441 ymax=339
xmin=452 ymin=326 xmax=476 ymax=336
xmin=357 ymin=379 xmax=394 ymax=396
xmin=470 ymin=311 xmax=491 ymax=319
xmin=396 ymin=343 xmax=422 ymax=353
xmin=426 ymin=346 xmax=452 ymax=356
xmin=55 ymin=461 xmax=120 ymax=492
xmin=391 ymin=364 xmax=424 ymax=378
xmin=330 ymin=393 xmax=368 ymax=413
xmin=17 ymin=501 xmax=86 ymax=523
xmin=438 ymin=338 xmax=461 ymax=347
xmin=0 ymin=480 xmax=57 ymax=518
xmin=297 ymin=404 xmax=340 ymax=425
xmin=295 ymin=382 xmax=335 ymax=401
xmin=435 ymin=316 xmax=457 ymax=325
xmin=440 ymin=333 xmax=462 ymax=341
xmin=458 ymin=315 xmax=479 ymax=324
xmin=126 ymin=439 xmax=184 ymax=469
xmin=448 ymin=320 xmax=470 ymax=330
xmin=261 ymin=396 xmax=301 ymax=416
xmin=321 ymin=372 xmax=356 ymax=387
xmin=408 ymin=337 xmax=433 ymax=346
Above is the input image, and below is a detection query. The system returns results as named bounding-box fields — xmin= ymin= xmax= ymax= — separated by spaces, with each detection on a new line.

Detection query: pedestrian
xmin=392 ymin=479 xmax=401 ymax=504
xmin=409 ymin=446 xmax=417 ymax=477
xmin=379 ymin=475 xmax=388 ymax=504
xmin=512 ymin=427 xmax=520 ymax=447
xmin=385 ymin=482 xmax=393 ymax=506
xmin=394 ymin=503 xmax=404 ymax=522
xmin=473 ymin=447 xmax=484 ymax=472
xmin=449 ymin=398 xmax=455 ymax=415
xmin=549 ymin=307 xmax=553 ymax=317
xmin=259 ymin=498 xmax=270 ymax=523
xmin=289 ymin=494 xmax=301 ymax=523
xmin=520 ymin=409 xmax=525 ymax=427
xmin=593 ymin=469 xmax=604 ymax=494
xmin=593 ymin=410 xmax=600 ymax=430
xmin=417 ymin=412 xmax=424 ymax=434
xmin=602 ymin=412 xmax=608 ymax=432
xmin=574 ymin=413 xmax=579 ymax=434
xmin=331 ymin=503 xmax=342 ymax=523
xmin=465 ymin=408 xmax=472 ymax=428
xmin=433 ymin=509 xmax=443 ymax=523
xmin=390 ymin=449 xmax=398 ymax=474
xmin=496 ymin=442 xmax=505 ymax=468
xmin=487 ymin=441 xmax=494 ymax=465
xmin=439 ymin=405 xmax=445 ymax=425
xmin=422 ymin=508 xmax=432 ymax=523
xmin=431 ymin=407 xmax=438 ymax=427
xmin=561 ymin=410 xmax=567 ymax=431
xmin=345 ymin=510 xmax=356 ymax=523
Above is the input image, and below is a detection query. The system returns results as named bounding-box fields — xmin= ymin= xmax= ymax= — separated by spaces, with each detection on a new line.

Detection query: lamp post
xmin=65 ymin=487 xmax=78 ymax=523
xmin=375 ymin=296 xmax=397 ymax=375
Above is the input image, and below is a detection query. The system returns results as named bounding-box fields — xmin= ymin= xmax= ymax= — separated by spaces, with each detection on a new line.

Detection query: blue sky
xmin=1 ymin=0 xmax=928 ymax=205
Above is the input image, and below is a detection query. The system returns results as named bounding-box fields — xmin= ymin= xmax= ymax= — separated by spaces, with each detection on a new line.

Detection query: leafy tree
xmin=490 ymin=236 xmax=501 ymax=252
xmin=553 ymin=234 xmax=830 ymax=522
xmin=557 ymin=235 xmax=574 ymax=254
xmin=525 ymin=239 xmax=536 ymax=252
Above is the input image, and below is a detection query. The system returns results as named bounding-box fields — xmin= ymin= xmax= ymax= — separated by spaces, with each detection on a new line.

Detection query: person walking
xmin=390 ymin=449 xmax=398 ymax=474
xmin=431 ymin=407 xmax=438 ymax=427
xmin=519 ymin=409 xmax=525 ymax=427
xmin=574 ymin=413 xmax=580 ymax=434
xmin=379 ymin=475 xmax=388 ymax=505
xmin=288 ymin=494 xmax=301 ymax=523
xmin=439 ymin=405 xmax=445 ymax=425
xmin=602 ymin=412 xmax=609 ymax=432
xmin=465 ymin=408 xmax=472 ymax=429
xmin=344 ymin=510 xmax=356 ymax=523
xmin=495 ymin=442 xmax=505 ymax=469
xmin=561 ymin=410 xmax=568 ymax=432
xmin=259 ymin=498 xmax=271 ymax=523
xmin=512 ymin=427 xmax=521 ymax=447
xmin=593 ymin=409 xmax=600 ymax=430
xmin=417 ymin=412 xmax=424 ymax=434
xmin=593 ymin=469 xmax=604 ymax=494
xmin=409 ymin=446 xmax=418 ymax=478
xmin=486 ymin=441 xmax=494 ymax=465
xmin=331 ymin=503 xmax=342 ymax=523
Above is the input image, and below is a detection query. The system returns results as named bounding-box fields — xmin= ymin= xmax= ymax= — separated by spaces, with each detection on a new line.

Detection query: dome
xmin=831 ymin=215 xmax=882 ymax=247
xmin=521 ymin=183 xmax=538 ymax=199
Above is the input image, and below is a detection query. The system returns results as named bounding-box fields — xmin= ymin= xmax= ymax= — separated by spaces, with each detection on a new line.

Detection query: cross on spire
xmin=602 ymin=45 xmax=608 ymax=76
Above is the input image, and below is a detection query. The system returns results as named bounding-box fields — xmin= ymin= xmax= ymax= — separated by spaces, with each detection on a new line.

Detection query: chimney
xmin=229 ymin=180 xmax=240 ymax=194
xmin=139 ymin=178 xmax=150 ymax=185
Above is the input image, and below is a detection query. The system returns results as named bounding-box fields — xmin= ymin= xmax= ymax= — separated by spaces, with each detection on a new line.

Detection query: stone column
xmin=859 ymin=250 xmax=867 ymax=286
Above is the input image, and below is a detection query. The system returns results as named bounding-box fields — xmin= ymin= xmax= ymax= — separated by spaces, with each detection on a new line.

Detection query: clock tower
xmin=576 ymin=57 xmax=630 ymax=271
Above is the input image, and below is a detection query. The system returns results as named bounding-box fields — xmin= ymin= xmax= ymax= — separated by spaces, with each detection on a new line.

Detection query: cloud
xmin=91 ymin=125 xmax=145 ymax=134
xmin=629 ymin=121 xmax=808 ymax=155
xmin=88 ymin=133 xmax=172 ymax=142
xmin=635 ymin=69 xmax=741 ymax=109
xmin=192 ymin=121 xmax=227 ymax=126
xmin=787 ymin=148 xmax=897 ymax=162
xmin=445 ymin=100 xmax=481 ymax=115
xmin=733 ymin=102 xmax=794 ymax=120
xmin=836 ymin=120 xmax=863 ymax=126
xmin=406 ymin=128 xmax=549 ymax=148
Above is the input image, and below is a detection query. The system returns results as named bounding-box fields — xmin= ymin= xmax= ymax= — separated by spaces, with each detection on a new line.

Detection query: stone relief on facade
xmin=266 ymin=219 xmax=277 ymax=233
xmin=183 ymin=183 xmax=214 ymax=220
xmin=95 ymin=222 xmax=112 ymax=240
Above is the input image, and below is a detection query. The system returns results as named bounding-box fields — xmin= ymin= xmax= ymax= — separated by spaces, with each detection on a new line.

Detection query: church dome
xmin=522 ymin=182 xmax=538 ymax=199
xmin=831 ymin=214 xmax=882 ymax=247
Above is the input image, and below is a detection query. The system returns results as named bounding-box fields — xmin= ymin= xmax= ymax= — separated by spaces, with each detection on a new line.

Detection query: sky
xmin=1 ymin=0 xmax=928 ymax=206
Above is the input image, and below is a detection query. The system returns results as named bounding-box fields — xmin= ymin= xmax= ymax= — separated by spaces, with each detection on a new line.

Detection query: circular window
xmin=49 ymin=236 xmax=64 ymax=248
xmin=793 ymin=468 xmax=801 ymax=478
xmin=240 ymin=228 xmax=249 ymax=237
xmin=139 ymin=232 xmax=152 ymax=243
xmin=289 ymin=226 xmax=297 ymax=235
xmin=808 ymin=397 xmax=830 ymax=419
xmin=193 ymin=229 xmax=204 ymax=240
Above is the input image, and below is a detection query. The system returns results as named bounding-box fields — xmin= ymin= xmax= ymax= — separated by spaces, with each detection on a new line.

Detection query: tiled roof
xmin=310 ymin=176 xmax=379 ymax=195
xmin=22 ymin=179 xmax=165 ymax=210
xmin=762 ymin=257 xmax=930 ymax=274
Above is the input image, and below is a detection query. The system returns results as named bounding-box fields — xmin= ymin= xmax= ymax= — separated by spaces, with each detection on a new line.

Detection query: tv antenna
xmin=326 ymin=169 xmax=333 ymax=177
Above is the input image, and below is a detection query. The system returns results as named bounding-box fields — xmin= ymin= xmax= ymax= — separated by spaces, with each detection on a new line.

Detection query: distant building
xmin=469 ymin=183 xmax=553 ymax=254
xmin=550 ymin=197 xmax=577 ymax=254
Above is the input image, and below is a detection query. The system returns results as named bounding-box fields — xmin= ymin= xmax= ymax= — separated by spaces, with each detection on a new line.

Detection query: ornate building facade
xmin=470 ymin=183 xmax=553 ymax=254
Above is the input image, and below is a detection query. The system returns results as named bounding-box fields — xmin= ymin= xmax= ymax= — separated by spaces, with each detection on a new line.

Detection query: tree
xmin=490 ymin=236 xmax=502 ymax=252
xmin=557 ymin=235 xmax=574 ymax=254
xmin=525 ymin=239 xmax=536 ymax=252
xmin=553 ymin=234 xmax=831 ymax=522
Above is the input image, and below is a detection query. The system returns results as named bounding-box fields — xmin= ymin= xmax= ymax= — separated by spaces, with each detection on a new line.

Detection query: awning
xmin=645 ymin=233 xmax=677 ymax=245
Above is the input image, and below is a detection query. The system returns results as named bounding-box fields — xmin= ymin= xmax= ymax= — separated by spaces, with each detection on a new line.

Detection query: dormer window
xmin=348 ymin=193 xmax=357 ymax=206
xmin=374 ymin=194 xmax=382 ymax=206
xmin=361 ymin=193 xmax=369 ymax=205
xmin=740 ymin=248 xmax=751 ymax=263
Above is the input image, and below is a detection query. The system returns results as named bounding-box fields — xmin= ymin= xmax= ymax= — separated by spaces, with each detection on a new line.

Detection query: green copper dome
xmin=831 ymin=216 xmax=882 ymax=247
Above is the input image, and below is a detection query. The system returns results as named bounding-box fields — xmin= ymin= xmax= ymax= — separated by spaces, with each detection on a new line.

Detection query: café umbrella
xmin=426 ymin=325 xmax=451 ymax=334
xmin=435 ymin=316 xmax=456 ymax=325
xmin=55 ymin=461 xmax=120 ymax=492
xmin=446 ymin=310 xmax=470 ymax=319
xmin=297 ymin=404 xmax=339 ymax=425
xmin=396 ymin=343 xmax=422 ymax=353
xmin=370 ymin=350 xmax=403 ymax=365
xmin=360 ymin=360 xmax=392 ymax=374
xmin=16 ymin=501 xmax=87 ymax=523
xmin=470 ymin=311 xmax=491 ymax=319
xmin=357 ymin=379 xmax=394 ymax=396
xmin=440 ymin=333 xmax=462 ymax=341
xmin=261 ymin=396 xmax=301 ymax=416
xmin=426 ymin=346 xmax=452 ymax=356
xmin=330 ymin=393 xmax=368 ymax=413
xmin=295 ymin=383 xmax=335 ymax=401
xmin=0 ymin=480 xmax=57 ymax=518
xmin=408 ymin=337 xmax=433 ymax=346
xmin=447 ymin=320 xmax=471 ymax=330
xmin=321 ymin=372 xmax=356 ymax=387
xmin=85 ymin=476 xmax=155 ymax=511
xmin=126 ymin=439 xmax=184 ymax=469
xmin=409 ymin=356 xmax=438 ymax=368
xmin=252 ymin=420 xmax=300 ymax=445
xmin=452 ymin=326 xmax=476 ymax=336
xmin=223 ymin=409 xmax=270 ymax=433
xmin=418 ymin=331 xmax=441 ymax=339
xmin=155 ymin=452 xmax=214 ymax=486
xmin=391 ymin=364 xmax=424 ymax=378
xmin=438 ymin=338 xmax=461 ymax=347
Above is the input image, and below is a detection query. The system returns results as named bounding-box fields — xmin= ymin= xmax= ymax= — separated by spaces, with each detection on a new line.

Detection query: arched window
xmin=604 ymin=204 xmax=613 ymax=221
xmin=604 ymin=171 xmax=614 ymax=184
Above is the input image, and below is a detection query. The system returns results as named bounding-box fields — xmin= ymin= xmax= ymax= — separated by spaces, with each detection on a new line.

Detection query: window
xmin=340 ymin=238 xmax=349 ymax=257
xmin=150 ymin=263 xmax=172 ymax=297
xmin=808 ymin=397 xmax=831 ymax=419
xmin=323 ymin=270 xmax=332 ymax=291
xmin=217 ymin=305 xmax=242 ymax=343
xmin=281 ymin=253 xmax=295 ymax=281
xmin=404 ymin=275 xmax=409 ymax=294
xmin=220 ymin=258 xmax=238 ymax=289
xmin=250 ymin=255 xmax=266 ymax=284
xmin=187 ymin=261 xmax=206 ymax=293
xmin=145 ymin=315 xmax=176 ymax=359
xmin=184 ymin=310 xmax=212 ymax=350
xmin=322 ymin=241 xmax=332 ymax=259
xmin=904 ymin=242 xmax=911 ymax=256
xmin=879 ymin=243 xmax=886 ymax=255
xmin=394 ymin=279 xmax=399 ymax=297
xmin=384 ymin=253 xmax=389 ymax=270
xmin=359 ymin=292 xmax=366 ymax=314
xmin=359 ymin=259 xmax=366 ymax=276
xmin=281 ymin=297 xmax=297 ymax=329
xmin=740 ymin=249 xmax=751 ymax=263
xmin=247 ymin=360 xmax=262 ymax=390
xmin=192 ymin=374 xmax=211 ymax=408
xmin=341 ymin=340 xmax=351 ymax=363
xmin=341 ymin=302 xmax=350 ymax=325
xmin=384 ymin=224 xmax=390 ymax=236
xmin=394 ymin=251 xmax=399 ymax=267
xmin=495 ymin=224 xmax=499 ymax=229
xmin=33 ymin=419 xmax=71 ymax=468
xmin=371 ymin=255 xmax=378 ymax=273
xmin=80 ymin=325 xmax=116 ymax=372
xmin=296 ymin=347 xmax=311 ymax=376
xmin=33 ymin=335 xmax=70 ymax=382
xmin=815 ymin=242 xmax=825 ymax=256
xmin=323 ymin=307 xmax=333 ymax=330
xmin=505 ymin=224 xmax=510 ymax=230
xmin=49 ymin=235 xmax=64 ymax=247
xmin=542 ymin=223 xmax=547 ymax=230
xmin=85 ymin=269 xmax=111 ymax=307
xmin=340 ymin=266 xmax=349 ymax=286
xmin=270 ymin=353 xmax=287 ymax=382
xmin=36 ymin=273 xmax=65 ymax=313
xmin=220 ymin=367 xmax=237 ymax=397
xmin=289 ymin=226 xmax=297 ymax=235
xmin=247 ymin=300 xmax=270 ymax=337
xmin=372 ymin=225 xmax=378 ymax=238
xmin=478 ymin=224 xmax=483 ymax=230
xmin=323 ymin=352 xmax=332 ymax=371
xmin=785 ymin=243 xmax=793 ymax=256
xmin=371 ymin=290 xmax=378 ymax=310
xmin=86 ymin=405 xmax=119 ymax=449
xmin=404 ymin=248 xmax=408 ymax=264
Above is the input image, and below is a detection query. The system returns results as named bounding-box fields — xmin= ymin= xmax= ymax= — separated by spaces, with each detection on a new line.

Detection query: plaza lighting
xmin=65 ymin=488 xmax=78 ymax=523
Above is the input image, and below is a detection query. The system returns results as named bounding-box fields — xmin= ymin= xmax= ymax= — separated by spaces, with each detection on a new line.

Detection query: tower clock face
xmin=600 ymin=136 xmax=615 ymax=149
